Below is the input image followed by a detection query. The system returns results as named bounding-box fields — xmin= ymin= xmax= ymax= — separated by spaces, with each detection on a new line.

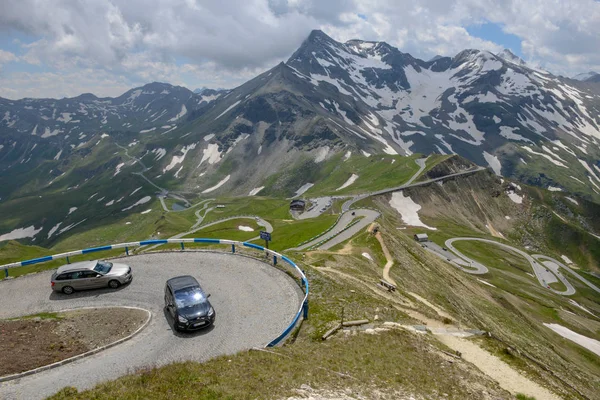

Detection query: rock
xmin=300 ymin=384 xmax=313 ymax=391
xmin=374 ymin=314 xmax=379 ymax=321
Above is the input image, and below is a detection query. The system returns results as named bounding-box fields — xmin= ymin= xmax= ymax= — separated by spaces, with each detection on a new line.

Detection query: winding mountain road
xmin=444 ymin=238 xmax=579 ymax=295
xmin=292 ymin=158 xmax=483 ymax=251
xmin=0 ymin=252 xmax=302 ymax=400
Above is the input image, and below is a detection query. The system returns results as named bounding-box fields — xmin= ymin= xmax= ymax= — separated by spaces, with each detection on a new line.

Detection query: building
xmin=414 ymin=233 xmax=429 ymax=242
xmin=290 ymin=199 xmax=306 ymax=211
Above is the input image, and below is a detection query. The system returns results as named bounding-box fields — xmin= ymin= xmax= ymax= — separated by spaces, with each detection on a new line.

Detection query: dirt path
xmin=321 ymin=229 xmax=560 ymax=400
xmin=374 ymin=231 xmax=396 ymax=286
xmin=437 ymin=336 xmax=560 ymax=400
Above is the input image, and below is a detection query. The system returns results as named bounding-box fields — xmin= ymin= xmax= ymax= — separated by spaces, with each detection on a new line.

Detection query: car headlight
xmin=177 ymin=315 xmax=188 ymax=323
xmin=208 ymin=308 xmax=215 ymax=317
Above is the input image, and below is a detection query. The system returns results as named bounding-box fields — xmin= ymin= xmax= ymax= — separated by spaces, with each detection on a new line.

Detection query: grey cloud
xmin=0 ymin=0 xmax=599 ymax=98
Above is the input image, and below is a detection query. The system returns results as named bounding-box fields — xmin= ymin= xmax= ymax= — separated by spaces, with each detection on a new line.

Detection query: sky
xmin=0 ymin=0 xmax=599 ymax=99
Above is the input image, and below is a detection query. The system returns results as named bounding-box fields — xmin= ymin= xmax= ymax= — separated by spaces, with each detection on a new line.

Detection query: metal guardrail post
xmin=125 ymin=247 xmax=129 ymax=256
xmin=303 ymin=300 xmax=308 ymax=319
xmin=180 ymin=242 xmax=185 ymax=250
xmin=273 ymin=255 xmax=277 ymax=265
xmin=231 ymin=244 xmax=235 ymax=253
xmin=4 ymin=268 xmax=7 ymax=278
xmin=66 ymin=256 xmax=70 ymax=264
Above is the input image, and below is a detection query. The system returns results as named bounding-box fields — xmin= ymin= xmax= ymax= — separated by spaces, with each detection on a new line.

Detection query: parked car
xmin=51 ymin=260 xmax=132 ymax=295
xmin=164 ymin=275 xmax=215 ymax=332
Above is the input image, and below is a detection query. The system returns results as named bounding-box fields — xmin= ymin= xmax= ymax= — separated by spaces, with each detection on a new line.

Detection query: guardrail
xmin=0 ymin=238 xmax=308 ymax=348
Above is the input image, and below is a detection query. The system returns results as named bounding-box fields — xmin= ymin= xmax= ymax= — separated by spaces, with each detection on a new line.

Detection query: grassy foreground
xmin=49 ymin=328 xmax=507 ymax=400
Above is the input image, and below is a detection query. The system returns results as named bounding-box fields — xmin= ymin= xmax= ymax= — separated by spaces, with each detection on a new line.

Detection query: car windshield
xmin=93 ymin=261 xmax=112 ymax=274
xmin=174 ymin=287 xmax=206 ymax=308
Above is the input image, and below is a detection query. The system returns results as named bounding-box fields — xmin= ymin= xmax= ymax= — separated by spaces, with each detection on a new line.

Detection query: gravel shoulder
xmin=0 ymin=307 xmax=148 ymax=377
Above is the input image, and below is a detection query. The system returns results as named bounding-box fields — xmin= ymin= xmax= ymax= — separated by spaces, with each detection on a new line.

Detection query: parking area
xmin=0 ymin=252 xmax=303 ymax=400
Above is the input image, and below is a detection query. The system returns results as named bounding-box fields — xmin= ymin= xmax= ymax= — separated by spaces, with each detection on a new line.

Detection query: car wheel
xmin=108 ymin=280 xmax=121 ymax=289
xmin=62 ymin=286 xmax=74 ymax=295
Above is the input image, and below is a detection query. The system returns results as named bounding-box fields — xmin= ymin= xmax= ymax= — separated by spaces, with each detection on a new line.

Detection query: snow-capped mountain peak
xmin=497 ymin=49 xmax=526 ymax=66
xmin=573 ymin=71 xmax=600 ymax=83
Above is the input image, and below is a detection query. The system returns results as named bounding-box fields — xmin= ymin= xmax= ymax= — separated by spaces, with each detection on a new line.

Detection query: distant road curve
xmin=341 ymin=165 xmax=484 ymax=212
xmin=445 ymin=238 xmax=577 ymax=295
xmin=289 ymin=209 xmax=380 ymax=251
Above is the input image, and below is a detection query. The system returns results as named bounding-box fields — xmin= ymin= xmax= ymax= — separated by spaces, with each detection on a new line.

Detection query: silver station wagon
xmin=51 ymin=260 xmax=132 ymax=294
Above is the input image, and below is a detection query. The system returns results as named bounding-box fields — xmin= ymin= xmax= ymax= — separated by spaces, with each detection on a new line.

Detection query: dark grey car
xmin=51 ymin=260 xmax=132 ymax=294
xmin=164 ymin=275 xmax=215 ymax=332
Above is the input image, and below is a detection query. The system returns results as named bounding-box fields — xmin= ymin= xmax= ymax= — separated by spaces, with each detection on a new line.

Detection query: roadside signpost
xmin=260 ymin=231 xmax=271 ymax=249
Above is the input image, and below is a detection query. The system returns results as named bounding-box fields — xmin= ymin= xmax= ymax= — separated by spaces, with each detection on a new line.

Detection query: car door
xmin=165 ymin=286 xmax=175 ymax=317
xmin=85 ymin=270 xmax=106 ymax=288
xmin=65 ymin=270 xmax=87 ymax=289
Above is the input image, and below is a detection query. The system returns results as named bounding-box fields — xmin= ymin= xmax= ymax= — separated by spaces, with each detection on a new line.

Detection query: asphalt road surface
xmin=0 ymin=252 xmax=303 ymax=400
xmin=533 ymin=254 xmax=599 ymax=294
xmin=297 ymin=197 xmax=332 ymax=220
xmin=289 ymin=209 xmax=380 ymax=251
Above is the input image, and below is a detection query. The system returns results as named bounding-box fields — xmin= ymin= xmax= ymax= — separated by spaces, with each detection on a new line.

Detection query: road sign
xmin=260 ymin=231 xmax=271 ymax=241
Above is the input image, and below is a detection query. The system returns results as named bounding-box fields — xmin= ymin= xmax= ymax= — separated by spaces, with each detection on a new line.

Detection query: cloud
xmin=0 ymin=49 xmax=18 ymax=65
xmin=0 ymin=0 xmax=598 ymax=98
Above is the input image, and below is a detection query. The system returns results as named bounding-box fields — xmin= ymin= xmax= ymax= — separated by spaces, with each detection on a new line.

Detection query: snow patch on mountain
xmin=54 ymin=149 xmax=63 ymax=160
xmin=578 ymin=159 xmax=600 ymax=183
xmin=168 ymin=104 xmax=187 ymax=122
xmin=113 ymin=162 xmax=125 ymax=176
xmin=336 ymin=174 xmax=359 ymax=191
xmin=151 ymin=148 xmax=166 ymax=160
xmin=565 ymin=197 xmax=579 ymax=205
xmin=543 ymin=323 xmax=600 ymax=357
xmin=483 ymin=151 xmax=502 ymax=175
xmin=0 ymin=225 xmax=42 ymax=242
xmin=202 ymin=175 xmax=230 ymax=193
xmin=507 ymin=192 xmax=523 ymax=204
xmin=215 ymin=101 xmax=241 ymax=120
xmin=294 ymin=183 xmax=313 ymax=197
xmin=343 ymin=151 xmax=351 ymax=161
xmin=203 ymin=133 xmax=215 ymax=142
xmin=56 ymin=112 xmax=72 ymax=123
xmin=164 ymin=143 xmax=197 ymax=172
xmin=47 ymin=222 xmax=62 ymax=238
xmin=523 ymin=147 xmax=567 ymax=167
xmin=58 ymin=219 xmax=87 ymax=235
xmin=249 ymin=186 xmax=264 ymax=196
xmin=199 ymin=143 xmax=222 ymax=166
xmin=499 ymin=126 xmax=532 ymax=143
xmin=68 ymin=207 xmax=77 ymax=214
xmin=315 ymin=147 xmax=330 ymax=163
xmin=122 ymin=196 xmax=152 ymax=211
xmin=389 ymin=191 xmax=436 ymax=230
xmin=41 ymin=127 xmax=61 ymax=138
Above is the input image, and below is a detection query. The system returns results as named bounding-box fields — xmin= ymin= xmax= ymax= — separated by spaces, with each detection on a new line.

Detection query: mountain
xmin=573 ymin=71 xmax=600 ymax=83
xmin=1 ymin=29 xmax=600 ymax=245
xmin=496 ymin=49 xmax=526 ymax=66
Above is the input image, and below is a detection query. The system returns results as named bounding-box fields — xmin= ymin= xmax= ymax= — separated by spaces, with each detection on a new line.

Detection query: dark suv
xmin=164 ymin=275 xmax=215 ymax=331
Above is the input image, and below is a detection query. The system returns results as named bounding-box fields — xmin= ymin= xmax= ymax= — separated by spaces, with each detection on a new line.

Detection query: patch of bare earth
xmin=0 ymin=307 xmax=147 ymax=377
